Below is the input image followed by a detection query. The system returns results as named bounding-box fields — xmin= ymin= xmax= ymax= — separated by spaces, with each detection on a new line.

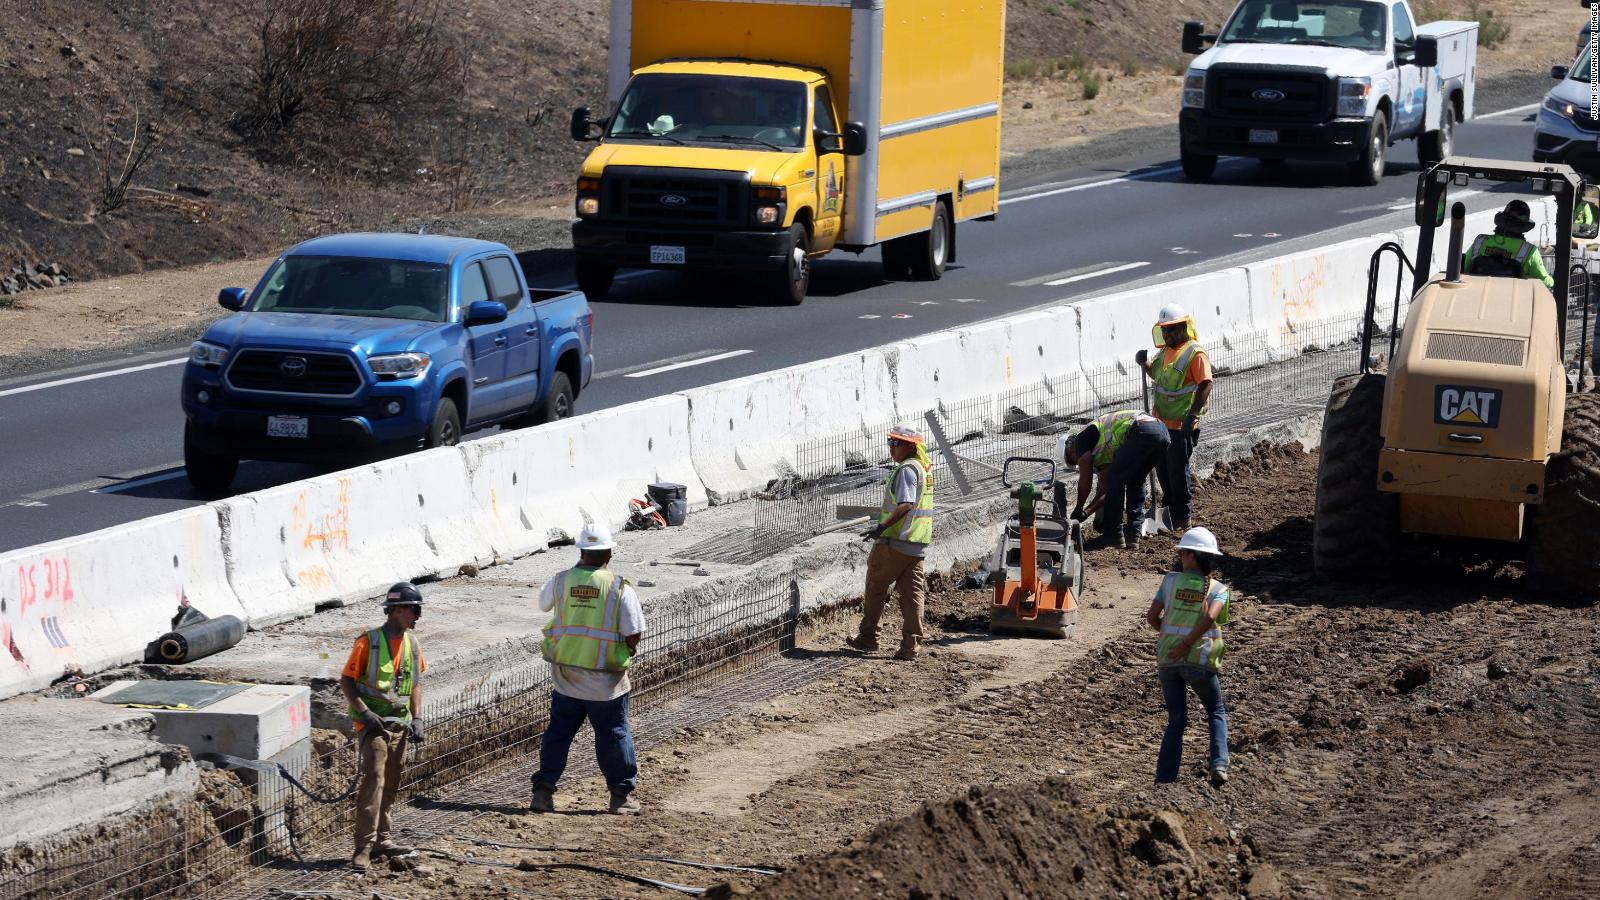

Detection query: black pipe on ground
xmin=153 ymin=615 xmax=246 ymax=664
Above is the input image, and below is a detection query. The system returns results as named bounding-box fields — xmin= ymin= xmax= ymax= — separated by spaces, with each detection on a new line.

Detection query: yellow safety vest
xmin=542 ymin=567 xmax=633 ymax=672
xmin=1090 ymin=410 xmax=1143 ymax=468
xmin=879 ymin=458 xmax=934 ymax=545
xmin=1151 ymin=341 xmax=1207 ymax=424
xmin=1156 ymin=573 xmax=1231 ymax=671
xmin=348 ymin=628 xmax=418 ymax=729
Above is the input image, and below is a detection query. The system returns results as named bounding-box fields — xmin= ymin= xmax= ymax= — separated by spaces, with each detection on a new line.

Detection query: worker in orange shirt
xmin=339 ymin=582 xmax=426 ymax=872
xmin=1136 ymin=305 xmax=1214 ymax=530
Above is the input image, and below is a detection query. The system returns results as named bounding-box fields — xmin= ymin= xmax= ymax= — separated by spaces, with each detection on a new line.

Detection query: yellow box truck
xmin=569 ymin=0 xmax=1005 ymax=305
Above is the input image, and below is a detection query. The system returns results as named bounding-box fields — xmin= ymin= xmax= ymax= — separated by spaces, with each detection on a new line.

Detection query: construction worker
xmin=1136 ymin=304 xmax=1214 ymax=529
xmin=531 ymin=523 xmax=646 ymax=815
xmin=846 ymin=424 xmax=934 ymax=661
xmin=1575 ymin=195 xmax=1597 ymax=239
xmin=339 ymin=582 xmax=426 ymax=872
xmin=1147 ymin=527 xmax=1231 ymax=787
xmin=1464 ymin=199 xmax=1553 ymax=288
xmin=1063 ymin=409 xmax=1170 ymax=549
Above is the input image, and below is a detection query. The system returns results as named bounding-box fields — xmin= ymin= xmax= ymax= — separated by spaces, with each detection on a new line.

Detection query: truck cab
xmin=1179 ymin=0 xmax=1476 ymax=185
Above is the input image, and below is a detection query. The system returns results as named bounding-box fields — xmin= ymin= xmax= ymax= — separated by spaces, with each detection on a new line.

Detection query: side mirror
xmin=1182 ymin=21 xmax=1211 ymax=55
xmin=841 ymin=122 xmax=867 ymax=157
xmin=464 ymin=300 xmax=508 ymax=327
xmin=814 ymin=129 xmax=842 ymax=154
xmin=1553 ymin=65 xmax=1570 ymax=80
xmin=570 ymin=106 xmax=597 ymax=142
xmin=1412 ymin=36 xmax=1437 ymax=68
xmin=218 ymin=287 xmax=248 ymax=311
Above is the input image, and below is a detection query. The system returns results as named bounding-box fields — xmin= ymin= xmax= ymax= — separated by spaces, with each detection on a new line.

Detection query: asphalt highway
xmin=0 ymin=91 xmax=1548 ymax=551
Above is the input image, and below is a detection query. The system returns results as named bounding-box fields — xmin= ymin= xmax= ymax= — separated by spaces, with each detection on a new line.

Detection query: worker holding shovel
xmin=1136 ymin=304 xmax=1213 ymax=531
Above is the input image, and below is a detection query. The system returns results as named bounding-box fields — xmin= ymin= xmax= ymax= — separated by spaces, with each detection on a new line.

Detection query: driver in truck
xmin=1464 ymin=200 xmax=1555 ymax=288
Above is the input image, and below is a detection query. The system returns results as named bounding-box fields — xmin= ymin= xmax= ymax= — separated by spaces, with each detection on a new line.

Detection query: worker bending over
xmin=1063 ymin=409 xmax=1170 ymax=549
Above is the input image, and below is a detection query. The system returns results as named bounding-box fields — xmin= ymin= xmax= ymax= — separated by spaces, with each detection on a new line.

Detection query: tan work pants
xmin=354 ymin=727 xmax=407 ymax=851
xmin=857 ymin=542 xmax=925 ymax=649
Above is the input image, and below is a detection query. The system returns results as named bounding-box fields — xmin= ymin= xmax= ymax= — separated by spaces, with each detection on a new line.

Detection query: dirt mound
xmin=733 ymin=780 xmax=1258 ymax=900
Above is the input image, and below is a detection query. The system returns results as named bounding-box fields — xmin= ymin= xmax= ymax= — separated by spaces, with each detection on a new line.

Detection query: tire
xmin=575 ymin=261 xmax=614 ymax=300
xmin=1312 ymin=373 xmax=1398 ymax=579
xmin=1417 ymin=108 xmax=1454 ymax=167
xmin=1181 ymin=146 xmax=1217 ymax=180
xmin=772 ymin=224 xmax=810 ymax=306
xmin=537 ymin=371 xmax=575 ymax=424
xmin=184 ymin=422 xmax=238 ymax=494
xmin=1351 ymin=111 xmax=1389 ymax=186
xmin=426 ymin=397 xmax=462 ymax=449
xmin=1526 ymin=393 xmax=1600 ymax=598
xmin=907 ymin=202 xmax=951 ymax=281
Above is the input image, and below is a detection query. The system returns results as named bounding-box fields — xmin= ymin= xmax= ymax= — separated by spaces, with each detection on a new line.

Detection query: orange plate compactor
xmin=990 ymin=457 xmax=1083 ymax=639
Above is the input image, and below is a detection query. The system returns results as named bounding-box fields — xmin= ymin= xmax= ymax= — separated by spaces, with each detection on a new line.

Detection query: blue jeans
xmin=1156 ymin=664 xmax=1228 ymax=783
xmin=534 ymin=690 xmax=638 ymax=796
xmin=1155 ymin=427 xmax=1199 ymax=525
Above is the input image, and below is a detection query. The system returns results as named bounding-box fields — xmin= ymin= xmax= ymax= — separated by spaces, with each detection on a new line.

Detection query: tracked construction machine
xmin=990 ymin=457 xmax=1083 ymax=638
xmin=1314 ymin=157 xmax=1600 ymax=596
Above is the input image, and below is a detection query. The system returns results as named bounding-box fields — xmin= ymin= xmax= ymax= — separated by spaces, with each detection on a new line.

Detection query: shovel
xmin=1138 ymin=362 xmax=1174 ymax=537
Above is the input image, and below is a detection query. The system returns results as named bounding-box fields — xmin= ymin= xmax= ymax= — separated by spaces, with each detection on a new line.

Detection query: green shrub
xmin=1468 ymin=1 xmax=1509 ymax=48
xmin=1081 ymin=71 xmax=1102 ymax=100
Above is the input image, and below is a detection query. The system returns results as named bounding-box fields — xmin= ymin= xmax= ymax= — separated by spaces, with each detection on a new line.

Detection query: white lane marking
xmin=1389 ymin=189 xmax=1481 ymax=211
xmin=0 ymin=357 xmax=187 ymax=400
xmin=94 ymin=469 xmax=188 ymax=495
xmin=1014 ymin=262 xmax=1132 ymax=287
xmin=622 ymin=349 xmax=752 ymax=378
xmin=1043 ymin=261 xmax=1151 ymax=286
xmin=596 ymin=348 xmax=745 ymax=379
xmin=999 ymin=164 xmax=1186 ymax=206
xmin=1476 ymin=102 xmax=1539 ymax=120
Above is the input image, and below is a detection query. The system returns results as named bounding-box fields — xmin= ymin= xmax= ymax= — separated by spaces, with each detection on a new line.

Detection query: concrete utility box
xmin=92 ymin=681 xmax=314 ymax=858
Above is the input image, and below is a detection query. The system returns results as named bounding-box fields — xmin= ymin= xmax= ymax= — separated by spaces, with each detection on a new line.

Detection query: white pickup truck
xmin=1179 ymin=0 xmax=1477 ymax=185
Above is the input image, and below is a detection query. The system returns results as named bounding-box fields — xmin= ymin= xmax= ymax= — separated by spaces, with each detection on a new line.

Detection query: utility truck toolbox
xmin=569 ymin=0 xmax=1005 ymax=306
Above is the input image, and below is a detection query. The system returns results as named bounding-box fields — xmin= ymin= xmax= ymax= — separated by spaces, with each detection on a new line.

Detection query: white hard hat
xmin=576 ymin=523 xmax=616 ymax=551
xmin=887 ymin=423 xmax=924 ymax=445
xmin=1176 ymin=526 xmax=1221 ymax=556
xmin=1156 ymin=304 xmax=1189 ymax=326
xmin=1055 ymin=433 xmax=1070 ymax=462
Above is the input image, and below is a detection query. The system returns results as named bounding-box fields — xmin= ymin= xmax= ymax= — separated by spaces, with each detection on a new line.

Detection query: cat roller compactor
xmin=990 ymin=457 xmax=1083 ymax=639
xmin=1314 ymin=156 xmax=1600 ymax=596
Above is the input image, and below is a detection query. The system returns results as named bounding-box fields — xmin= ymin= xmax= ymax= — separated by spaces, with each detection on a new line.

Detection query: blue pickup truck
xmin=181 ymin=233 xmax=594 ymax=492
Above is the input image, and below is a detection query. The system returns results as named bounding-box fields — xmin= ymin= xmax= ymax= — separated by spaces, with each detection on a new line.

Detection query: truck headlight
xmin=756 ymin=206 xmax=780 ymax=224
xmin=189 ymin=341 xmax=228 ymax=368
xmin=1182 ymin=70 xmax=1206 ymax=109
xmin=1544 ymin=96 xmax=1579 ymax=121
xmin=1337 ymin=77 xmax=1372 ymax=117
xmin=368 ymin=352 xmax=431 ymax=379
xmin=576 ymin=176 xmax=601 ymax=218
xmin=577 ymin=196 xmax=600 ymax=217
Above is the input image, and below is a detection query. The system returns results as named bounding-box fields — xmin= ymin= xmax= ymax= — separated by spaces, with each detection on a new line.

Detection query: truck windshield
xmin=1221 ymin=0 xmax=1387 ymax=52
xmin=252 ymin=256 xmax=449 ymax=322
xmin=608 ymin=74 xmax=807 ymax=150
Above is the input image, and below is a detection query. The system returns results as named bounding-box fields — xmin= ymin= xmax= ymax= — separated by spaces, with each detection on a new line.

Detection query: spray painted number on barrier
xmin=15 ymin=558 xmax=74 ymax=616
xmin=1270 ymin=257 xmax=1328 ymax=341
xmin=292 ymin=478 xmax=352 ymax=553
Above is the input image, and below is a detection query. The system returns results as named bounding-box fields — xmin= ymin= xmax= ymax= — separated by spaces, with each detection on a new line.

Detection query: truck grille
xmin=602 ymin=166 xmax=750 ymax=227
xmin=1210 ymin=65 xmax=1332 ymax=122
xmin=226 ymin=350 xmax=363 ymax=396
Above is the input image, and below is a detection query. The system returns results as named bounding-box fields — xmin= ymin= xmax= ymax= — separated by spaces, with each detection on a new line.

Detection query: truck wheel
xmin=576 ymin=262 xmax=615 ymax=300
xmin=772 ymin=224 xmax=810 ymax=306
xmin=427 ymin=397 xmax=461 ymax=448
xmin=1526 ymin=394 xmax=1600 ymax=597
xmin=1312 ymin=373 xmax=1398 ymax=579
xmin=1351 ymin=111 xmax=1388 ymax=186
xmin=1417 ymin=109 xmax=1454 ymax=167
xmin=184 ymin=423 xmax=238 ymax=494
xmin=1181 ymin=147 xmax=1217 ymax=180
xmin=538 ymin=371 xmax=575 ymax=424
xmin=908 ymin=202 xmax=951 ymax=281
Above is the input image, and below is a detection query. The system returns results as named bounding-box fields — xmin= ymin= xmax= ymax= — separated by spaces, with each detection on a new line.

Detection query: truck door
xmin=461 ymin=260 xmax=511 ymax=423
xmin=1391 ymin=2 xmax=1426 ymax=138
xmin=483 ymin=254 xmax=541 ymax=412
xmin=812 ymin=84 xmax=845 ymax=253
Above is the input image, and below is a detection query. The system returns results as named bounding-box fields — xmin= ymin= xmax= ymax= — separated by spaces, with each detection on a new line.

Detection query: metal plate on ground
xmin=97 ymin=680 xmax=249 ymax=710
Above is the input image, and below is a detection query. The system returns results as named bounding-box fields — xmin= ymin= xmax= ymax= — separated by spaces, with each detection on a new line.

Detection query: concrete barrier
xmin=461 ymin=395 xmax=705 ymax=554
xmin=889 ymin=307 xmax=1079 ymax=422
xmin=1243 ymin=234 xmax=1397 ymax=359
xmin=219 ymin=450 xmax=492 ymax=628
xmin=682 ymin=352 xmax=896 ymax=502
xmin=0 ymin=507 xmax=243 ymax=701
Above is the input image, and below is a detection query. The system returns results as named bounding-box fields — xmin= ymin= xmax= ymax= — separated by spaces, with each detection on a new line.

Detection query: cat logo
xmin=822 ymin=163 xmax=841 ymax=214
xmin=1434 ymin=385 xmax=1502 ymax=428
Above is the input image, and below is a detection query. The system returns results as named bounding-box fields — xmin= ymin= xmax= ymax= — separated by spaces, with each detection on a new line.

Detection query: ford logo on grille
xmin=659 ymin=194 xmax=688 ymax=207
xmin=279 ymin=357 xmax=309 ymax=379
xmin=1252 ymin=88 xmax=1286 ymax=103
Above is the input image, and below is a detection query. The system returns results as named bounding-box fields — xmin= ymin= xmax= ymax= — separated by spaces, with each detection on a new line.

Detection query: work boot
xmin=844 ymin=633 xmax=879 ymax=653
xmin=350 ymin=847 xmax=372 ymax=873
xmin=1209 ymin=767 xmax=1230 ymax=787
xmin=608 ymin=792 xmax=642 ymax=815
xmin=894 ymin=636 xmax=920 ymax=661
xmin=373 ymin=839 xmax=415 ymax=859
xmin=1122 ymin=531 xmax=1140 ymax=550
xmin=530 ymin=783 xmax=557 ymax=814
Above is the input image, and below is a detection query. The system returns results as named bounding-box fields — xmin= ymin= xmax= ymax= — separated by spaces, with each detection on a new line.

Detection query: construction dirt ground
xmin=269 ymin=442 xmax=1600 ymax=900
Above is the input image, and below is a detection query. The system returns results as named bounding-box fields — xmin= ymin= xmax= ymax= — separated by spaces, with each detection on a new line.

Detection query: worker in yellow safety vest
xmin=1147 ymin=528 xmax=1231 ymax=787
xmin=1136 ymin=304 xmax=1214 ymax=530
xmin=340 ymin=582 xmax=426 ymax=872
xmin=531 ymin=523 xmax=646 ymax=816
xmin=1063 ymin=409 xmax=1170 ymax=549
xmin=846 ymin=424 xmax=935 ymax=660
xmin=1464 ymin=200 xmax=1554 ymax=288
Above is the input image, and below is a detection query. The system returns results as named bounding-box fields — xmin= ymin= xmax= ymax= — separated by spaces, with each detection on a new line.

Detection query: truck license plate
xmin=267 ymin=415 xmax=309 ymax=439
xmin=650 ymin=245 xmax=686 ymax=265
xmin=1249 ymin=129 xmax=1279 ymax=144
